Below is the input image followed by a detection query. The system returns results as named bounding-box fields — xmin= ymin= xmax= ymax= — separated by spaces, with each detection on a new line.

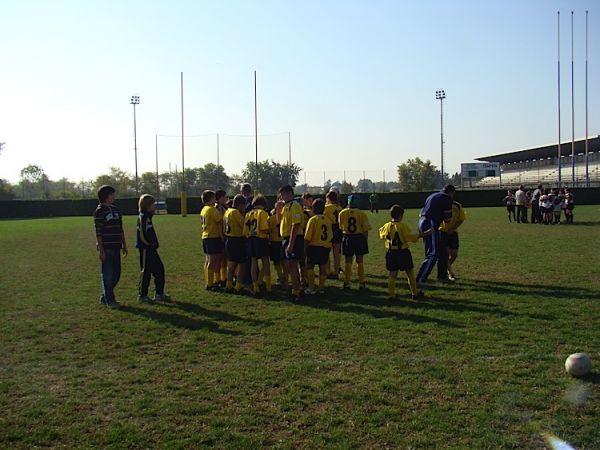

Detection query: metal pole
xmin=254 ymin=70 xmax=258 ymax=190
xmin=133 ymin=102 xmax=139 ymax=196
xmin=440 ymin=97 xmax=444 ymax=186
xmin=571 ymin=11 xmax=575 ymax=186
xmin=585 ymin=10 xmax=589 ymax=187
xmin=181 ymin=72 xmax=185 ymax=192
xmin=155 ymin=134 xmax=160 ymax=203
xmin=557 ymin=11 xmax=562 ymax=186
xmin=217 ymin=133 xmax=220 ymax=167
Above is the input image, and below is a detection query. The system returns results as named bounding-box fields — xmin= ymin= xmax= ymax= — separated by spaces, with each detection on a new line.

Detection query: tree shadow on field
xmin=459 ymin=278 xmax=599 ymax=301
xmin=568 ymin=220 xmax=600 ymax=227
xmin=166 ymin=300 xmax=272 ymax=328
xmin=295 ymin=290 xmax=461 ymax=328
xmin=118 ymin=305 xmax=242 ymax=335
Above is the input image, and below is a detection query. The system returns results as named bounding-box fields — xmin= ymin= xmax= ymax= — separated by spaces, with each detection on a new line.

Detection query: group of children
xmin=93 ymin=183 xmax=457 ymax=308
xmin=503 ymin=187 xmax=575 ymax=224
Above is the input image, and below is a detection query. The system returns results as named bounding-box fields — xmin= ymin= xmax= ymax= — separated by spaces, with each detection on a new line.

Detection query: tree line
xmin=0 ymin=156 xmax=460 ymax=201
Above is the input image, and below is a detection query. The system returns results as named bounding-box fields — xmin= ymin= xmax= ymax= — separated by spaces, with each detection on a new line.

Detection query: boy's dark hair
xmin=302 ymin=192 xmax=313 ymax=200
xmin=201 ymin=190 xmax=216 ymax=204
xmin=241 ymin=183 xmax=252 ymax=196
xmin=97 ymin=185 xmax=115 ymax=202
xmin=232 ymin=194 xmax=245 ymax=208
xmin=443 ymin=184 xmax=456 ymax=194
xmin=312 ymin=198 xmax=325 ymax=215
xmin=279 ymin=184 xmax=294 ymax=195
xmin=326 ymin=190 xmax=338 ymax=203
xmin=138 ymin=194 xmax=156 ymax=212
xmin=390 ymin=204 xmax=405 ymax=220
xmin=215 ymin=190 xmax=227 ymax=201
xmin=252 ymin=195 xmax=267 ymax=209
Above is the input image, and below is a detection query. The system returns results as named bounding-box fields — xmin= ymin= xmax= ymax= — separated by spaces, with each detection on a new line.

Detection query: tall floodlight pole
xmin=436 ymin=90 xmax=446 ymax=186
xmin=557 ymin=11 xmax=562 ymax=186
xmin=570 ymin=11 xmax=576 ymax=186
xmin=254 ymin=70 xmax=259 ymax=190
xmin=180 ymin=72 xmax=187 ymax=216
xmin=585 ymin=10 xmax=589 ymax=187
xmin=155 ymin=135 xmax=160 ymax=203
xmin=130 ymin=95 xmax=140 ymax=196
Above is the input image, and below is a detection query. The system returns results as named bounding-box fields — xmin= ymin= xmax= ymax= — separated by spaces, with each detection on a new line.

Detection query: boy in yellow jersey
xmin=268 ymin=199 xmax=286 ymax=286
xmin=200 ymin=190 xmax=224 ymax=291
xmin=324 ymin=189 xmax=343 ymax=278
xmin=304 ymin=199 xmax=333 ymax=295
xmin=439 ymin=200 xmax=466 ymax=281
xmin=215 ymin=189 xmax=229 ymax=287
xmin=339 ymin=194 xmax=371 ymax=290
xmin=380 ymin=205 xmax=431 ymax=300
xmin=245 ymin=195 xmax=272 ymax=296
xmin=278 ymin=184 xmax=304 ymax=301
xmin=300 ymin=192 xmax=314 ymax=287
xmin=223 ymin=194 xmax=247 ymax=294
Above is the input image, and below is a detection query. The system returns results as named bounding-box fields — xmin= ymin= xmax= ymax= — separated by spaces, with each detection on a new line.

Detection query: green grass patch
xmin=1 ymin=207 xmax=599 ymax=448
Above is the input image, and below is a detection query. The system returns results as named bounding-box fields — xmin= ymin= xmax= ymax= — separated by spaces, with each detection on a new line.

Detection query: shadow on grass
xmin=459 ymin=278 xmax=599 ymax=301
xmin=167 ymin=300 xmax=272 ymax=327
xmin=568 ymin=221 xmax=600 ymax=226
xmin=579 ymin=372 xmax=600 ymax=384
xmin=119 ymin=305 xmax=242 ymax=335
xmin=295 ymin=290 xmax=461 ymax=328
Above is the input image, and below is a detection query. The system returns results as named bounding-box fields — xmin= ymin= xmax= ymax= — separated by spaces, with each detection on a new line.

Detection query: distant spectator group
xmin=503 ymin=184 xmax=575 ymax=225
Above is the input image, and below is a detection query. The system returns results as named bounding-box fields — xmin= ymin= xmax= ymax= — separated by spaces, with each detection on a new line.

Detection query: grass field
xmin=1 ymin=206 xmax=599 ymax=449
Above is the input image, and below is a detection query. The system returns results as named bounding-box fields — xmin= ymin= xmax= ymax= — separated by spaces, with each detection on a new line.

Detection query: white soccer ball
xmin=565 ymin=353 xmax=592 ymax=377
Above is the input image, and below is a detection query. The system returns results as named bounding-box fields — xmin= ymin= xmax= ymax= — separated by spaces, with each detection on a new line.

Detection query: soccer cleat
xmin=437 ymin=277 xmax=455 ymax=285
xmin=411 ymin=291 xmax=425 ymax=301
xmin=154 ymin=293 xmax=172 ymax=302
xmin=304 ymin=287 xmax=317 ymax=296
xmin=138 ymin=294 xmax=154 ymax=304
xmin=99 ymin=295 xmax=107 ymax=305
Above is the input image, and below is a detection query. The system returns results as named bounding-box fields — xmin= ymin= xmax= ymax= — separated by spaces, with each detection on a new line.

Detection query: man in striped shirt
xmin=94 ymin=185 xmax=128 ymax=308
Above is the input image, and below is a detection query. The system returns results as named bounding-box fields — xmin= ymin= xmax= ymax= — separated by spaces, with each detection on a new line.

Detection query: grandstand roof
xmin=476 ymin=135 xmax=600 ymax=165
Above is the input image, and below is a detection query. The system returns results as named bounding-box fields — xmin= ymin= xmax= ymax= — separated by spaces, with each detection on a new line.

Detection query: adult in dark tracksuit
xmin=416 ymin=185 xmax=456 ymax=285
xmin=136 ymin=194 xmax=170 ymax=303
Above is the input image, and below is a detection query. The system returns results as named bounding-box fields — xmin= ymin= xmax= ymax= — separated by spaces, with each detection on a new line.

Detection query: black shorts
xmin=249 ymin=236 xmax=270 ymax=258
xmin=440 ymin=231 xmax=459 ymax=250
xmin=506 ymin=205 xmax=515 ymax=212
xmin=306 ymin=246 xmax=330 ymax=265
xmin=385 ymin=249 xmax=414 ymax=272
xmin=332 ymin=224 xmax=342 ymax=244
xmin=342 ymin=234 xmax=369 ymax=257
xmin=202 ymin=237 xmax=224 ymax=255
xmin=566 ymin=204 xmax=574 ymax=211
xmin=225 ymin=237 xmax=246 ymax=264
xmin=270 ymin=241 xmax=283 ymax=262
xmin=282 ymin=235 xmax=305 ymax=260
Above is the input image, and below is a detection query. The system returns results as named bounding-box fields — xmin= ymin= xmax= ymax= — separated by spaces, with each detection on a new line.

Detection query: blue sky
xmin=0 ymin=0 xmax=598 ymax=185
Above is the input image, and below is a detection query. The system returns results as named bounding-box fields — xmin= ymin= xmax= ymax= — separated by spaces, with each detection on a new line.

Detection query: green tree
xmin=19 ymin=164 xmax=45 ymax=199
xmin=0 ymin=179 xmax=15 ymax=200
xmin=241 ymin=160 xmax=302 ymax=195
xmin=357 ymin=178 xmax=374 ymax=193
xmin=93 ymin=167 xmax=135 ymax=198
xmin=340 ymin=181 xmax=354 ymax=194
xmin=197 ymin=164 xmax=231 ymax=192
xmin=397 ymin=158 xmax=439 ymax=192
xmin=140 ymin=172 xmax=159 ymax=197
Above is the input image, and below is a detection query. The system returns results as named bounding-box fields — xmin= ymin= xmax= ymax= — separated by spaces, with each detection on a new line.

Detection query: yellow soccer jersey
xmin=302 ymin=207 xmax=314 ymax=233
xmin=244 ymin=207 xmax=270 ymax=239
xmin=305 ymin=215 xmax=333 ymax=249
xmin=200 ymin=205 xmax=223 ymax=239
xmin=379 ymin=221 xmax=420 ymax=250
xmin=280 ymin=200 xmax=304 ymax=238
xmin=324 ymin=202 xmax=342 ymax=226
xmin=268 ymin=211 xmax=282 ymax=242
xmin=439 ymin=201 xmax=466 ymax=232
xmin=339 ymin=207 xmax=371 ymax=235
xmin=223 ymin=208 xmax=245 ymax=238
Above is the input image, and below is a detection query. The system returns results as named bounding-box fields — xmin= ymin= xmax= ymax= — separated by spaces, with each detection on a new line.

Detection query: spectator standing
xmin=531 ymin=184 xmax=543 ymax=224
xmin=515 ymin=185 xmax=528 ymax=223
